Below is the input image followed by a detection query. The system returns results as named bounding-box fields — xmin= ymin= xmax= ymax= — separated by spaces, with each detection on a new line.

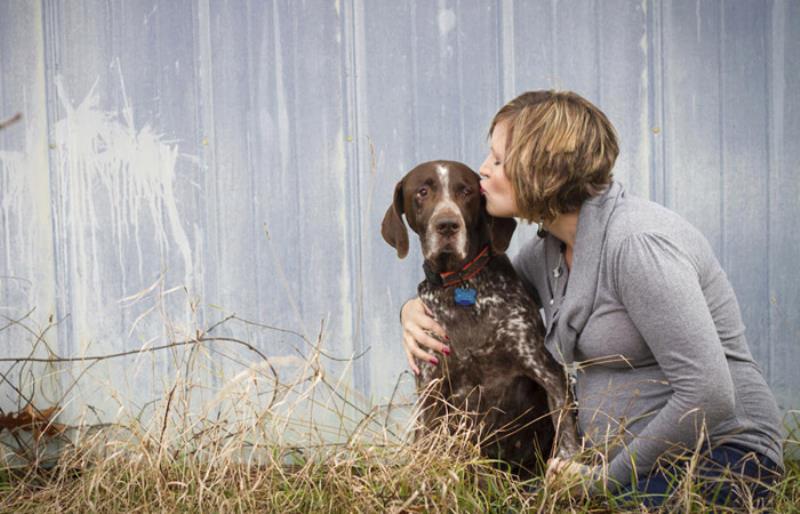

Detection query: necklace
xmin=549 ymin=246 xmax=565 ymax=306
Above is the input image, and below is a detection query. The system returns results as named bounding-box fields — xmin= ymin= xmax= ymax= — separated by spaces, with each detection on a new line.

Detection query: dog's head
xmin=381 ymin=160 xmax=516 ymax=273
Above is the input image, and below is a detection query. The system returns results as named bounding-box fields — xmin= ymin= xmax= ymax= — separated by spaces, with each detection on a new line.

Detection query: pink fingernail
xmin=430 ymin=357 xmax=439 ymax=366
xmin=442 ymin=346 xmax=451 ymax=355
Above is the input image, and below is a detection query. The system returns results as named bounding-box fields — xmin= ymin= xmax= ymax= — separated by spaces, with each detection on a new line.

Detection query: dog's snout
xmin=436 ymin=218 xmax=460 ymax=235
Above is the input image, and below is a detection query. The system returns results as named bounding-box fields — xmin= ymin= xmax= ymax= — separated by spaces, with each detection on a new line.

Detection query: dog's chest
xmin=418 ymin=263 xmax=541 ymax=359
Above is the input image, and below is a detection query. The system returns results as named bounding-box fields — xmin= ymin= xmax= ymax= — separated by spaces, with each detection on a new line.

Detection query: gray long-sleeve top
xmin=513 ymin=182 xmax=784 ymax=488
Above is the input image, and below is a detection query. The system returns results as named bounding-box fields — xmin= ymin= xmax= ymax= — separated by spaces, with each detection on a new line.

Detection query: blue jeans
xmin=613 ymin=444 xmax=782 ymax=509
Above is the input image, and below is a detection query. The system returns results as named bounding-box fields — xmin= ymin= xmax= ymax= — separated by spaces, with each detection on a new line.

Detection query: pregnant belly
xmin=576 ymin=365 xmax=671 ymax=451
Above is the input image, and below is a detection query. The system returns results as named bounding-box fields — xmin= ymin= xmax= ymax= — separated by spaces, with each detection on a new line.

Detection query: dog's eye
xmin=417 ymin=187 xmax=428 ymax=198
xmin=460 ymin=186 xmax=472 ymax=196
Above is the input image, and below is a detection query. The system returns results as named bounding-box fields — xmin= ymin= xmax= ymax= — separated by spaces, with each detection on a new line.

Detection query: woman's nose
xmin=479 ymin=156 xmax=491 ymax=178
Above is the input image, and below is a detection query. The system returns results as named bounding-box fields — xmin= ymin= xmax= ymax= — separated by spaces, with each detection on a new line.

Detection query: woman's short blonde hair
xmin=490 ymin=90 xmax=619 ymax=223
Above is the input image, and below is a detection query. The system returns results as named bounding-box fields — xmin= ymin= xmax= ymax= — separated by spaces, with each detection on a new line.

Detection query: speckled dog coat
xmin=381 ymin=160 xmax=580 ymax=475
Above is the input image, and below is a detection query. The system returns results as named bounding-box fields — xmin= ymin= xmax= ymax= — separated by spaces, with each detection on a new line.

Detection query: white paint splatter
xmin=437 ymin=8 xmax=456 ymax=35
xmin=144 ymin=4 xmax=158 ymax=25
xmin=52 ymin=71 xmax=195 ymax=347
xmin=0 ymin=123 xmax=55 ymax=318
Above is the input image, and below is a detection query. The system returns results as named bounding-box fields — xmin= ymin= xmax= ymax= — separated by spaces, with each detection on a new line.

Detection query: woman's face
xmin=479 ymin=119 xmax=519 ymax=218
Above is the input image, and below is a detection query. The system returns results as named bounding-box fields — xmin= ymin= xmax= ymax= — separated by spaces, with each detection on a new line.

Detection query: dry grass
xmin=1 ymin=311 xmax=798 ymax=513
xmin=1 ymin=416 xmax=797 ymax=513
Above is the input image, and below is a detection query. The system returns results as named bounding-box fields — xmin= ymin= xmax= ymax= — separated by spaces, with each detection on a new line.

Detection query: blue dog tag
xmin=454 ymin=287 xmax=477 ymax=306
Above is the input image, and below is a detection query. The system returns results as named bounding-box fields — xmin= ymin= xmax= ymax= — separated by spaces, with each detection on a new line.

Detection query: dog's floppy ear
xmin=480 ymin=197 xmax=516 ymax=254
xmin=381 ymin=180 xmax=409 ymax=258
xmin=487 ymin=215 xmax=516 ymax=254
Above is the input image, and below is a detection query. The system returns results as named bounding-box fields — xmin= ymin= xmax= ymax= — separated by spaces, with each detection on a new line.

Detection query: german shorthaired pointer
xmin=382 ymin=160 xmax=580 ymax=475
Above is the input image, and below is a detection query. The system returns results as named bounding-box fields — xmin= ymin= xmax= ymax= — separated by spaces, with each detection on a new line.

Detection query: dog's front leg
xmin=518 ymin=353 xmax=581 ymax=459
xmin=542 ymin=376 xmax=581 ymax=459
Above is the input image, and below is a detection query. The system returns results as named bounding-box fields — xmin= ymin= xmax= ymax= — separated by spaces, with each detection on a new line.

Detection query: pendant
xmin=454 ymin=287 xmax=477 ymax=306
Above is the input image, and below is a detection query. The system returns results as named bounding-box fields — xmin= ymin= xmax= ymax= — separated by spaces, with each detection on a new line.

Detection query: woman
xmin=399 ymin=90 xmax=784 ymax=506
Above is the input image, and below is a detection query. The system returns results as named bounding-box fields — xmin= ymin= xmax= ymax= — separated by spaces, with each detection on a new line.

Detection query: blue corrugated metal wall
xmin=1 ymin=1 xmax=798 ymax=428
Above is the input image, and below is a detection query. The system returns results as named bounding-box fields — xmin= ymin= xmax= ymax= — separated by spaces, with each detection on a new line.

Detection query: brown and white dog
xmin=382 ymin=160 xmax=580 ymax=475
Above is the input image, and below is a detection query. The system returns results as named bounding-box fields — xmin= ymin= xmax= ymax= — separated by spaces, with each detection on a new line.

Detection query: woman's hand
xmin=400 ymin=298 xmax=450 ymax=375
xmin=545 ymin=457 xmax=600 ymax=498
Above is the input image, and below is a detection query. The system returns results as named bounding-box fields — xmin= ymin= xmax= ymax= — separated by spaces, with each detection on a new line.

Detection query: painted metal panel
xmin=0 ymin=1 xmax=797 ymax=433
xmin=200 ymin=1 xmax=359 ymax=436
xmin=507 ymin=0 xmax=651 ymax=247
xmin=357 ymin=0 xmax=505 ymax=403
xmin=767 ymin=0 xmax=800 ymax=414
xmin=660 ymin=0 xmax=724 ymax=254
xmin=36 ymin=0 xmax=205 ymax=423
xmin=0 ymin=1 xmax=58 ymax=409
xmin=719 ymin=1 xmax=771 ymax=374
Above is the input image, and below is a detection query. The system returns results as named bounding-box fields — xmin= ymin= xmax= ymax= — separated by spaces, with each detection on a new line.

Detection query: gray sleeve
xmin=604 ymin=232 xmax=736 ymax=487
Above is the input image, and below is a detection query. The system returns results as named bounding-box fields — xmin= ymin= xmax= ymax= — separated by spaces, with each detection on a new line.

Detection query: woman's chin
xmin=486 ymin=203 xmax=514 ymax=218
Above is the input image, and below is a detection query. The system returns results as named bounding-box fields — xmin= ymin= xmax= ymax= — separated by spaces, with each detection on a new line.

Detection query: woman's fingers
xmin=545 ymin=459 xmax=595 ymax=499
xmin=404 ymin=332 xmax=439 ymax=364
xmin=545 ymin=458 xmax=563 ymax=480
xmin=417 ymin=315 xmax=447 ymax=342
xmin=401 ymin=298 xmax=449 ymax=354
xmin=409 ymin=325 xmax=448 ymax=354
xmin=399 ymin=297 xmax=448 ymax=374
xmin=402 ymin=339 xmax=420 ymax=376
xmin=546 ymin=458 xmax=574 ymax=483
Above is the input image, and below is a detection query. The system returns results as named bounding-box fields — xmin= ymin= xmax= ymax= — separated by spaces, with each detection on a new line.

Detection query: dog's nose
xmin=436 ymin=218 xmax=460 ymax=235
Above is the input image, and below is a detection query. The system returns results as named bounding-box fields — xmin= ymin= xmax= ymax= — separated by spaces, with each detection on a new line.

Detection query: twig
xmin=158 ymin=384 xmax=177 ymax=479
xmin=0 ymin=335 xmax=268 ymax=363
xmin=0 ymin=112 xmax=22 ymax=131
xmin=232 ymin=314 xmax=371 ymax=362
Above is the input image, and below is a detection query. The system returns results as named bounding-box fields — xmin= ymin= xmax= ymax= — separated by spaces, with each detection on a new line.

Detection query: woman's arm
xmin=399 ymin=298 xmax=449 ymax=375
xmin=604 ymin=232 xmax=736 ymax=487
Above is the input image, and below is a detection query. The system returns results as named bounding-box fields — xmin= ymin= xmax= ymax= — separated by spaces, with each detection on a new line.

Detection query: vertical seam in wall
xmin=762 ymin=0 xmax=770 ymax=382
xmin=550 ymin=0 xmax=558 ymax=88
xmin=195 ymin=0 xmax=220 ymax=389
xmin=290 ymin=14 xmax=304 ymax=308
xmin=659 ymin=0 xmax=667 ymax=207
xmin=456 ymin=0 xmax=465 ymax=162
xmin=500 ymin=0 xmax=515 ymax=102
xmin=718 ymin=2 xmax=726 ymax=269
xmin=764 ymin=0 xmax=779 ymax=385
xmin=595 ymin=0 xmax=602 ymax=104
xmin=41 ymin=0 xmax=73 ymax=358
xmin=198 ymin=0 xmax=219 ymax=307
xmin=647 ymin=0 xmax=665 ymax=205
xmin=38 ymin=0 xmax=63 ymax=361
xmin=410 ymin=2 xmax=420 ymax=164
xmin=495 ymin=1 xmax=503 ymax=102
xmin=245 ymin=6 xmax=262 ymax=333
xmin=344 ymin=0 xmax=368 ymax=395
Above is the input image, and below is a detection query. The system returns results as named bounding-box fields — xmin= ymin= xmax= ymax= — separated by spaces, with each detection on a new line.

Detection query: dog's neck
xmin=422 ymin=238 xmax=492 ymax=288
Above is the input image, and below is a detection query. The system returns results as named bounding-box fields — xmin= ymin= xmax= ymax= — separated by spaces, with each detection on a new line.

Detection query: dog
xmin=382 ymin=160 xmax=580 ymax=475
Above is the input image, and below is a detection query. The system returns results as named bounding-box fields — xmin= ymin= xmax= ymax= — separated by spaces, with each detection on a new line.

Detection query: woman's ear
xmin=381 ymin=180 xmax=409 ymax=258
